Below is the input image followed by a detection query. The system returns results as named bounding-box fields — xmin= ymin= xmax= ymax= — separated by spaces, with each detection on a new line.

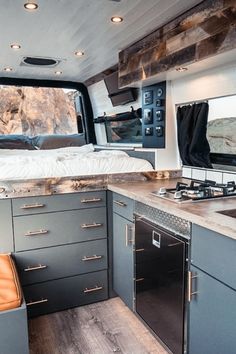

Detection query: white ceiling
xmin=0 ymin=0 xmax=203 ymax=83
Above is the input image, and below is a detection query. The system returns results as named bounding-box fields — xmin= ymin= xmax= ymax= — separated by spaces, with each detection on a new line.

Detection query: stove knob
xmin=159 ymin=187 xmax=167 ymax=195
xmin=174 ymin=191 xmax=182 ymax=199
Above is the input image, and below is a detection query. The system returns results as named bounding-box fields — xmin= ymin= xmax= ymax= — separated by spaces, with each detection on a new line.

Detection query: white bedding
xmin=0 ymin=144 xmax=153 ymax=180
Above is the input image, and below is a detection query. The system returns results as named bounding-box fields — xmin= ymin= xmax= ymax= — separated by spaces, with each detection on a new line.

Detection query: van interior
xmin=0 ymin=1 xmax=236 ymax=354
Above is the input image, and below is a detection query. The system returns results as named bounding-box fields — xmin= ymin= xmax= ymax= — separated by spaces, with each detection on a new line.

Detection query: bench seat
xmin=0 ymin=254 xmax=29 ymax=354
xmin=0 ymin=254 xmax=22 ymax=311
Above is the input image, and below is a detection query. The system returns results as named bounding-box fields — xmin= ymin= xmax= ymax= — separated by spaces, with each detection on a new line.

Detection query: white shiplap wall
xmin=88 ymin=80 xmax=141 ymax=118
xmin=88 ymin=79 xmax=180 ymax=169
xmin=171 ymin=62 xmax=236 ymax=179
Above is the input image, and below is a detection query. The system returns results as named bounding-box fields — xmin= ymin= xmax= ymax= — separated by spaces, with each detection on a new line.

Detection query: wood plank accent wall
xmin=119 ymin=0 xmax=236 ymax=87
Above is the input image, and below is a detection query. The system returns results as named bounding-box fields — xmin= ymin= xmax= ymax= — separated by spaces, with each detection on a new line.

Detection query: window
xmin=0 ymin=85 xmax=84 ymax=135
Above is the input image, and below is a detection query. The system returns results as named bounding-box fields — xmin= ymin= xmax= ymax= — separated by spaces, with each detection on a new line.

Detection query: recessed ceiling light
xmin=24 ymin=1 xmax=38 ymax=10
xmin=111 ymin=16 xmax=123 ymax=23
xmin=75 ymin=51 xmax=84 ymax=57
xmin=176 ymin=67 xmax=188 ymax=72
xmin=4 ymin=67 xmax=13 ymax=72
xmin=10 ymin=44 xmax=21 ymax=50
xmin=55 ymin=71 xmax=62 ymax=75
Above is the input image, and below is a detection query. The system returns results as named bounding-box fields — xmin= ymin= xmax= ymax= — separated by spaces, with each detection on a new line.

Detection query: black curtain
xmin=177 ymin=102 xmax=212 ymax=168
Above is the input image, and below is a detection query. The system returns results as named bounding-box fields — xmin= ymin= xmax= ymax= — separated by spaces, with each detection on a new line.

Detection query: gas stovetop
xmin=151 ymin=180 xmax=236 ymax=203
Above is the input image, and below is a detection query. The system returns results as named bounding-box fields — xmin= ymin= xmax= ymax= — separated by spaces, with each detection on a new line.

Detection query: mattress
xmin=0 ymin=144 xmax=153 ymax=180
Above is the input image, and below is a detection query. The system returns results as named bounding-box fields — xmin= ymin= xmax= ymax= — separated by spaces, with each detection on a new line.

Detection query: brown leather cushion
xmin=0 ymin=254 xmax=22 ymax=311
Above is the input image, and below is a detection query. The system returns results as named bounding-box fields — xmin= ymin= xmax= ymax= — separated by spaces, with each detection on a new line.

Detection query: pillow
xmin=31 ymin=134 xmax=86 ymax=150
xmin=0 ymin=135 xmax=35 ymax=150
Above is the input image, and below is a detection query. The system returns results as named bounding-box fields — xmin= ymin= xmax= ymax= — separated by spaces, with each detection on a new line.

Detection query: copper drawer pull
xmin=82 ymin=255 xmax=103 ymax=261
xmin=24 ymin=264 xmax=47 ymax=272
xmin=114 ymin=200 xmax=127 ymax=207
xmin=168 ymin=242 xmax=182 ymax=247
xmin=136 ymin=278 xmax=145 ymax=282
xmin=21 ymin=203 xmax=45 ymax=209
xmin=81 ymin=198 xmax=102 ymax=203
xmin=81 ymin=223 xmax=103 ymax=229
xmin=136 ymin=248 xmax=145 ymax=252
xmin=27 ymin=298 xmax=48 ymax=306
xmin=83 ymin=285 xmax=103 ymax=294
xmin=25 ymin=229 xmax=49 ymax=236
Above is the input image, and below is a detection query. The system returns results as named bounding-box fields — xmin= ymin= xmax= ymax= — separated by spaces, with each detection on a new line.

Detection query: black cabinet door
xmin=113 ymin=213 xmax=134 ymax=310
xmin=188 ymin=266 xmax=236 ymax=354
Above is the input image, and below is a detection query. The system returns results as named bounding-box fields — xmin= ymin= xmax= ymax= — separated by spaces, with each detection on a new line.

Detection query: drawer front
xmin=191 ymin=224 xmax=236 ymax=290
xmin=113 ymin=192 xmax=134 ymax=222
xmin=0 ymin=199 xmax=14 ymax=253
xmin=14 ymin=239 xmax=108 ymax=285
xmin=12 ymin=191 xmax=106 ymax=216
xmin=24 ymin=270 xmax=108 ymax=317
xmin=14 ymin=208 xmax=107 ymax=251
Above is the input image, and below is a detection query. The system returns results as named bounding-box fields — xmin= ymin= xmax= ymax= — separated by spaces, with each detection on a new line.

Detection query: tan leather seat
xmin=0 ymin=254 xmax=22 ymax=311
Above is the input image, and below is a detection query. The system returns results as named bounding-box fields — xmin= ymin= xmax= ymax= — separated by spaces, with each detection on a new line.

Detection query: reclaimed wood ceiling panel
xmin=0 ymin=0 xmax=202 ymax=83
xmin=119 ymin=0 xmax=236 ymax=87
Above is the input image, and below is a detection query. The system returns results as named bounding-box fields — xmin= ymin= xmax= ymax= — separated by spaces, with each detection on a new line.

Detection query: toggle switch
xmin=156 ymin=126 xmax=163 ymax=137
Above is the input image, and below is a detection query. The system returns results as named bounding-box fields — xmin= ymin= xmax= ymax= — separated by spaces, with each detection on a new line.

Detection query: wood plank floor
xmin=29 ymin=297 xmax=168 ymax=354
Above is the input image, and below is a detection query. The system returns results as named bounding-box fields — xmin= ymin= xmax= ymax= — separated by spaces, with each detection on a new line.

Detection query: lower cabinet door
xmin=113 ymin=213 xmax=134 ymax=310
xmin=188 ymin=266 xmax=236 ymax=354
xmin=24 ymin=270 xmax=108 ymax=317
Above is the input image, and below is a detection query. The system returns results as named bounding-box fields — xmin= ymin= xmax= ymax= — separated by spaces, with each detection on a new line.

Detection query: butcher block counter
xmin=108 ymin=178 xmax=236 ymax=240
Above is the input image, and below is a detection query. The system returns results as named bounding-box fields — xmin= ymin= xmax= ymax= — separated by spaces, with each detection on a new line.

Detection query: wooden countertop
xmin=108 ymin=178 xmax=236 ymax=240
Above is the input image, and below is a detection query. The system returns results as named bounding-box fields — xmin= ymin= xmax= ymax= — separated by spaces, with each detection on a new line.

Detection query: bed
xmin=0 ymin=144 xmax=154 ymax=180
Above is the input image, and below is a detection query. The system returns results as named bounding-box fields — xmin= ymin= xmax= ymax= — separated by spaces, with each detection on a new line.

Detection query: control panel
xmin=142 ymin=82 xmax=166 ymax=148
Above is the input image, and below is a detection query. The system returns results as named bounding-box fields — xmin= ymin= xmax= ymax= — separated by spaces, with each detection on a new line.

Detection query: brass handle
xmin=25 ymin=229 xmax=48 ymax=236
xmin=81 ymin=198 xmax=102 ymax=203
xmin=26 ymin=298 xmax=48 ymax=306
xmin=136 ymin=248 xmax=145 ymax=252
xmin=114 ymin=200 xmax=127 ymax=207
xmin=81 ymin=223 xmax=103 ymax=229
xmin=125 ymin=224 xmax=134 ymax=247
xmin=125 ymin=224 xmax=129 ymax=247
xmin=24 ymin=264 xmax=47 ymax=272
xmin=83 ymin=285 xmax=103 ymax=294
xmin=168 ymin=242 xmax=182 ymax=247
xmin=82 ymin=255 xmax=103 ymax=261
xmin=187 ymin=271 xmax=198 ymax=302
xmin=136 ymin=278 xmax=145 ymax=282
xmin=21 ymin=203 xmax=45 ymax=209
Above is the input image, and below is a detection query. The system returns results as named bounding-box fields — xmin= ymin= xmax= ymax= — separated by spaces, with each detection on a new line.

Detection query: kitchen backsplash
xmin=182 ymin=167 xmax=236 ymax=184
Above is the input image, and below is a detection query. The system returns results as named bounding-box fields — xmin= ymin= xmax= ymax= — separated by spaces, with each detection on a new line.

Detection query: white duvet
xmin=0 ymin=144 xmax=153 ymax=180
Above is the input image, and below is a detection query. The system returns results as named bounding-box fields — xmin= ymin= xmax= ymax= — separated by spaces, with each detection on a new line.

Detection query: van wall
xmin=88 ymin=62 xmax=236 ymax=175
xmin=171 ymin=62 xmax=236 ymax=180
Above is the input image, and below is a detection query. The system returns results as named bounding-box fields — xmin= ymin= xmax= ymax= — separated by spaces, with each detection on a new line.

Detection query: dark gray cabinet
xmin=10 ymin=191 xmax=108 ymax=317
xmin=188 ymin=225 xmax=236 ymax=354
xmin=112 ymin=193 xmax=134 ymax=310
xmin=188 ymin=266 xmax=236 ymax=354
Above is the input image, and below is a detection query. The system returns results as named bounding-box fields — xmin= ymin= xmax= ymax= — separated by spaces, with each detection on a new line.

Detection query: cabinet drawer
xmin=24 ymin=270 xmax=108 ymax=317
xmin=191 ymin=224 xmax=236 ymax=290
xmin=14 ymin=238 xmax=107 ymax=285
xmin=113 ymin=192 xmax=134 ymax=222
xmin=12 ymin=191 xmax=106 ymax=216
xmin=14 ymin=208 xmax=107 ymax=251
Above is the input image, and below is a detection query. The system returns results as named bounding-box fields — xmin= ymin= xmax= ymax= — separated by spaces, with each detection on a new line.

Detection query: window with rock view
xmin=0 ymin=85 xmax=83 ymax=135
